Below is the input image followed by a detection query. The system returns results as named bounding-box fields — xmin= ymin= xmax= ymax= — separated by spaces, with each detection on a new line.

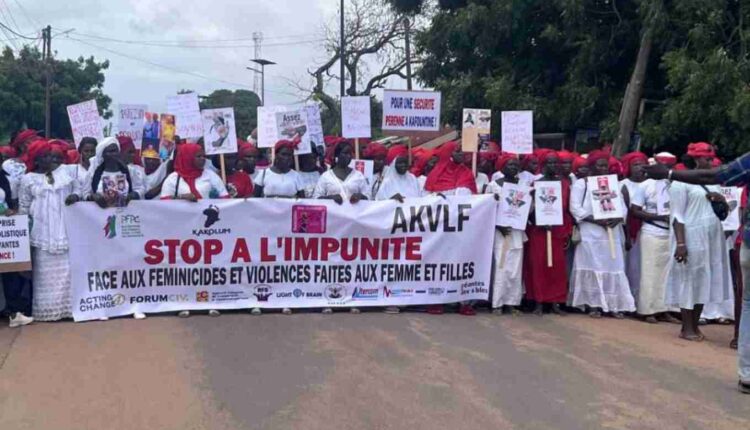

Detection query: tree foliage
xmin=0 ymin=45 xmax=111 ymax=141
xmin=392 ymin=0 xmax=750 ymax=157
xmin=198 ymin=89 xmax=261 ymax=141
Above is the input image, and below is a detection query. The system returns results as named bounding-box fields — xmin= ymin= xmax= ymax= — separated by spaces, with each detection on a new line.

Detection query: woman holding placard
xmin=524 ymin=150 xmax=570 ymax=316
xmin=665 ymin=142 xmax=732 ymax=341
xmin=486 ymin=154 xmax=527 ymax=315
xmin=19 ymin=140 xmax=81 ymax=322
xmin=83 ymin=137 xmax=140 ymax=208
xmin=569 ymin=150 xmax=634 ymax=318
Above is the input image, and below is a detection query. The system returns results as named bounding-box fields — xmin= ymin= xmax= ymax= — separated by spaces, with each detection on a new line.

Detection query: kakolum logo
xmin=203 ymin=204 xmax=221 ymax=228
xmin=193 ymin=204 xmax=231 ymax=236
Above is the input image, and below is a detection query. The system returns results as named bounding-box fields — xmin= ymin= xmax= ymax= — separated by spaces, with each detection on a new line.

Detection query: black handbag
xmin=701 ymin=185 xmax=730 ymax=221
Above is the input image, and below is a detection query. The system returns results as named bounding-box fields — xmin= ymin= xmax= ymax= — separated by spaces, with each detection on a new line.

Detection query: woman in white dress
xmin=375 ymin=145 xmax=421 ymax=202
xmin=665 ymin=142 xmax=732 ymax=341
xmin=83 ymin=137 xmax=140 ymax=208
xmin=68 ymin=136 xmax=96 ymax=192
xmin=620 ymin=152 xmax=649 ymax=302
xmin=485 ymin=154 xmax=526 ymax=315
xmin=314 ymin=140 xmax=369 ymax=315
xmin=296 ymin=153 xmax=321 ymax=198
xmin=160 ymin=143 xmax=229 ymax=318
xmin=117 ymin=135 xmax=147 ymax=199
xmin=19 ymin=140 xmax=81 ymax=322
xmin=569 ymin=150 xmax=635 ymax=318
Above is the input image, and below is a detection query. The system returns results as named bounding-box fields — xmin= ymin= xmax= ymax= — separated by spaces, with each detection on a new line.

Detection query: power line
xmin=0 ymin=0 xmax=23 ymax=35
xmin=54 ymin=29 xmax=321 ymax=44
xmin=0 ymin=20 xmax=38 ymax=40
xmin=11 ymin=0 xmax=42 ymax=29
xmin=60 ymin=33 xmax=325 ymax=49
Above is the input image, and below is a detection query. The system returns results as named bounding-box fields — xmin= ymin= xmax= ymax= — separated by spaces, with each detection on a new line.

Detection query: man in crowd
xmin=646 ymin=158 xmax=750 ymax=394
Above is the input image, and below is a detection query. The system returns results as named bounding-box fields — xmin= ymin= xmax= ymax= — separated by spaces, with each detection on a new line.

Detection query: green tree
xmin=0 ymin=45 xmax=111 ymax=140
xmin=198 ymin=89 xmax=261 ymax=141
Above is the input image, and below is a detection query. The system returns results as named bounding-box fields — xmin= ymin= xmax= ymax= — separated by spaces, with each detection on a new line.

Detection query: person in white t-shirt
xmin=313 ymin=141 xmax=370 ymax=204
xmin=253 ymin=140 xmax=305 ymax=199
xmin=68 ymin=136 xmax=96 ymax=193
xmin=296 ymin=153 xmax=322 ymax=198
xmin=83 ymin=137 xmax=139 ymax=209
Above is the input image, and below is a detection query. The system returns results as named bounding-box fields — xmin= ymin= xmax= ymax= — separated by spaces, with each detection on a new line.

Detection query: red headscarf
xmin=620 ymin=152 xmax=648 ymax=178
xmin=386 ymin=145 xmax=409 ymax=165
xmin=557 ymin=150 xmax=575 ymax=162
xmin=66 ymin=149 xmax=80 ymax=165
xmin=478 ymin=151 xmax=499 ymax=165
xmin=424 ymin=141 xmax=477 ymax=194
xmin=495 ymin=153 xmax=517 ymax=172
xmin=364 ymin=142 xmax=388 ymax=160
xmin=410 ymin=147 xmax=434 ymax=176
xmin=48 ymin=139 xmax=68 ymax=156
xmin=586 ymin=149 xmax=610 ymax=168
xmin=25 ymin=139 xmax=51 ymax=171
xmin=687 ymin=142 xmax=715 ymax=158
xmin=521 ymin=154 xmax=539 ymax=173
xmin=174 ymin=143 xmax=205 ymax=199
xmin=535 ymin=149 xmax=558 ymax=171
xmin=117 ymin=135 xmax=142 ymax=166
xmin=608 ymin=156 xmax=623 ymax=177
xmin=0 ymin=146 xmax=18 ymax=159
xmin=11 ymin=129 xmax=39 ymax=151
xmin=711 ymin=157 xmax=722 ymax=167
xmin=673 ymin=163 xmax=687 ymax=171
xmin=274 ymin=139 xmax=298 ymax=153
xmin=654 ymin=152 xmax=677 ymax=166
xmin=572 ymin=156 xmax=587 ymax=173
xmin=239 ymin=140 xmax=259 ymax=157
xmin=479 ymin=141 xmax=500 ymax=153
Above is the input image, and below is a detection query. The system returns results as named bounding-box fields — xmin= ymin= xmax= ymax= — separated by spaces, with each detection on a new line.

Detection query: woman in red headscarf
xmin=572 ymin=156 xmax=589 ymax=179
xmin=524 ymin=150 xmax=571 ymax=315
xmin=18 ymin=139 xmax=81 ymax=322
xmin=4 ymin=129 xmax=42 ymax=206
xmin=424 ymin=141 xmax=478 ymax=196
xmin=486 ymin=153 xmax=526 ymax=314
xmin=619 ymin=152 xmax=649 ymax=303
xmin=254 ymin=140 xmax=305 ymax=199
xmin=364 ymin=142 xmax=388 ymax=197
xmin=411 ymin=148 xmax=438 ymax=192
xmin=569 ymin=150 xmax=634 ymax=318
xmin=314 ymin=139 xmax=369 ymax=204
xmin=375 ymin=145 xmax=421 ymax=202
xmin=664 ymin=142 xmax=731 ymax=340
xmin=161 ymin=143 xmax=229 ymax=201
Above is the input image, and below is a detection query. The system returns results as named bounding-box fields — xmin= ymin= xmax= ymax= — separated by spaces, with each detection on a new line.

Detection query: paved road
xmin=0 ymin=310 xmax=747 ymax=430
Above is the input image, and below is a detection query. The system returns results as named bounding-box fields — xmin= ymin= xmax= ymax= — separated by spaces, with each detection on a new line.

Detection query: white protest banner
xmin=462 ymin=108 xmax=491 ymax=152
xmin=201 ymin=108 xmax=238 ymax=155
xmin=534 ymin=181 xmax=563 ymax=226
xmin=342 ymin=96 xmax=372 ymax=138
xmin=304 ymin=104 xmax=324 ymax=149
xmin=496 ymin=182 xmax=532 ymax=229
xmin=167 ymin=93 xmax=203 ymax=139
xmin=501 ymin=110 xmax=533 ymax=154
xmin=656 ymin=180 xmax=670 ymax=216
xmin=257 ymin=106 xmax=288 ymax=148
xmin=720 ymin=186 xmax=742 ymax=232
xmin=67 ymin=99 xmax=103 ymax=145
xmin=350 ymin=159 xmax=375 ymax=185
xmin=382 ymin=90 xmax=441 ymax=131
xmin=65 ymin=196 xmax=496 ymax=321
xmin=0 ymin=215 xmax=31 ymax=273
xmin=275 ymin=109 xmax=312 ymax=155
xmin=588 ymin=175 xmax=624 ymax=220
xmin=117 ymin=104 xmax=146 ymax=147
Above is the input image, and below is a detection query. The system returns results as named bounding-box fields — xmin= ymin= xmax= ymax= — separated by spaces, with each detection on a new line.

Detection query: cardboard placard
xmin=201 ymin=108 xmax=238 ymax=155
xmin=67 ymin=100 xmax=103 ymax=145
xmin=117 ymin=104 xmax=146 ymax=148
xmin=501 ymin=110 xmax=533 ymax=154
xmin=167 ymin=93 xmax=203 ymax=139
xmin=275 ymin=109 xmax=312 ymax=155
xmin=534 ymin=181 xmax=563 ymax=226
xmin=720 ymin=186 xmax=742 ymax=232
xmin=0 ymin=215 xmax=31 ymax=273
xmin=342 ymin=96 xmax=372 ymax=138
xmin=462 ymin=108 xmax=491 ymax=152
xmin=350 ymin=159 xmax=374 ymax=185
xmin=382 ymin=90 xmax=441 ymax=131
xmin=496 ymin=182 xmax=532 ymax=229
xmin=587 ymin=175 xmax=624 ymax=220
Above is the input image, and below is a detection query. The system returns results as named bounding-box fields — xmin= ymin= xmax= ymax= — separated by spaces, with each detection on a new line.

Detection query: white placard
xmin=0 ymin=215 xmax=31 ymax=272
xmin=587 ymin=175 xmax=624 ymax=220
xmin=117 ymin=104 xmax=147 ymax=147
xmin=350 ymin=159 xmax=375 ymax=185
xmin=67 ymin=99 xmax=103 ymax=145
xmin=656 ymin=180 xmax=670 ymax=216
xmin=534 ymin=181 xmax=563 ymax=226
xmin=496 ymin=182 xmax=532 ymax=229
xmin=501 ymin=110 xmax=533 ymax=154
xmin=167 ymin=93 xmax=203 ymax=139
xmin=382 ymin=90 xmax=441 ymax=131
xmin=275 ymin=109 xmax=312 ymax=155
xmin=257 ymin=106 xmax=288 ymax=148
xmin=462 ymin=108 xmax=491 ymax=152
xmin=201 ymin=107 xmax=238 ymax=155
xmin=305 ymin=104 xmax=324 ymax=148
xmin=342 ymin=96 xmax=372 ymax=138
xmin=720 ymin=186 xmax=742 ymax=232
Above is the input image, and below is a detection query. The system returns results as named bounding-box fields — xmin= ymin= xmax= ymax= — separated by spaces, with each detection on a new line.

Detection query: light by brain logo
xmin=196 ymin=291 xmax=209 ymax=302
xmin=291 ymin=205 xmax=327 ymax=234
xmin=293 ymin=288 xmax=304 ymax=298
xmin=103 ymin=215 xmax=117 ymax=239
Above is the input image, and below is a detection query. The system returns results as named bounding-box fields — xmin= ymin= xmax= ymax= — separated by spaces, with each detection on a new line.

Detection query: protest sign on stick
xmin=501 ymin=110 xmax=533 ymax=154
xmin=275 ymin=109 xmax=311 ymax=155
xmin=67 ymin=100 xmax=103 ymax=145
xmin=533 ymin=181 xmax=563 ymax=267
xmin=587 ymin=174 xmax=624 ymax=259
xmin=342 ymin=96 xmax=372 ymax=138
xmin=462 ymin=108 xmax=491 ymax=153
xmin=167 ymin=93 xmax=203 ymax=139
xmin=0 ymin=215 xmax=31 ymax=273
xmin=117 ymin=104 xmax=146 ymax=147
xmin=720 ymin=187 xmax=742 ymax=232
xmin=496 ymin=182 xmax=532 ymax=267
xmin=382 ymin=90 xmax=441 ymax=131
xmin=202 ymin=108 xmax=238 ymax=156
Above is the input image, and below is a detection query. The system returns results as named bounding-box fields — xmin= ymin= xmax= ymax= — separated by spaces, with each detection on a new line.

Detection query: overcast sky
xmin=0 ymin=0 xmax=409 ymax=115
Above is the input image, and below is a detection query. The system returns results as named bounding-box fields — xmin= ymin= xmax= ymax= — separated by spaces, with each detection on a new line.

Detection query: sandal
xmin=730 ymin=338 xmax=738 ymax=350
xmin=589 ymin=310 xmax=602 ymax=319
xmin=658 ymin=313 xmax=682 ymax=324
xmin=679 ymin=332 xmax=704 ymax=342
xmin=550 ymin=304 xmax=566 ymax=316
xmin=644 ymin=316 xmax=658 ymax=324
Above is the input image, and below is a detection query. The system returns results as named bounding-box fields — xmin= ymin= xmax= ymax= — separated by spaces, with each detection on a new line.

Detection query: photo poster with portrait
xmin=587 ymin=174 xmax=624 ymax=259
xmin=141 ymin=112 xmax=168 ymax=160
xmin=461 ymin=108 xmax=491 ymax=153
xmin=533 ymin=180 xmax=563 ymax=267
xmin=275 ymin=109 xmax=312 ymax=155
xmin=201 ymin=108 xmax=238 ymax=156
xmin=720 ymin=186 xmax=742 ymax=232
xmin=496 ymin=182 xmax=532 ymax=230
xmin=349 ymin=159 xmax=375 ymax=185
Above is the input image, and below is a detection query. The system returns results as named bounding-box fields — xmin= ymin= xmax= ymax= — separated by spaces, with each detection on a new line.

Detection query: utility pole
xmin=404 ymin=17 xmax=412 ymax=90
xmin=252 ymin=32 xmax=263 ymax=94
xmin=43 ymin=25 xmax=51 ymax=137
xmin=247 ymin=59 xmax=275 ymax=106
xmin=340 ymin=0 xmax=345 ymax=97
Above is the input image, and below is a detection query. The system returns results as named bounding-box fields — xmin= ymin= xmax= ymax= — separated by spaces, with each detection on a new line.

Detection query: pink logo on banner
xmin=354 ymin=160 xmax=366 ymax=174
xmin=291 ymin=205 xmax=327 ymax=234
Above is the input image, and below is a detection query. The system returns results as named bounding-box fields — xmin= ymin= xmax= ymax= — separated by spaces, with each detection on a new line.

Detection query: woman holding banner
xmin=375 ymin=145 xmax=421 ymax=202
xmin=83 ymin=137 xmax=139 ymax=208
xmin=118 ymin=136 xmax=147 ymax=199
xmin=364 ymin=142 xmax=388 ymax=198
xmin=569 ymin=150 xmax=635 ymax=318
xmin=254 ymin=140 xmax=305 ymax=200
xmin=486 ymin=154 xmax=526 ymax=315
xmin=160 ymin=142 xmax=228 ymax=319
xmin=297 ymin=153 xmax=322 ymax=198
xmin=19 ymin=140 xmax=81 ymax=322
xmin=665 ymin=142 xmax=732 ymax=340
xmin=524 ymin=150 xmax=570 ymax=315
xmin=67 ymin=136 xmax=96 ymax=192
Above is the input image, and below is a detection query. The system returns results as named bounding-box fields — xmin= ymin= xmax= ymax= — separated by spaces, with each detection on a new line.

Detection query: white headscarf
xmin=375 ymin=156 xmax=422 ymax=200
xmin=90 ymin=137 xmax=120 ymax=169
